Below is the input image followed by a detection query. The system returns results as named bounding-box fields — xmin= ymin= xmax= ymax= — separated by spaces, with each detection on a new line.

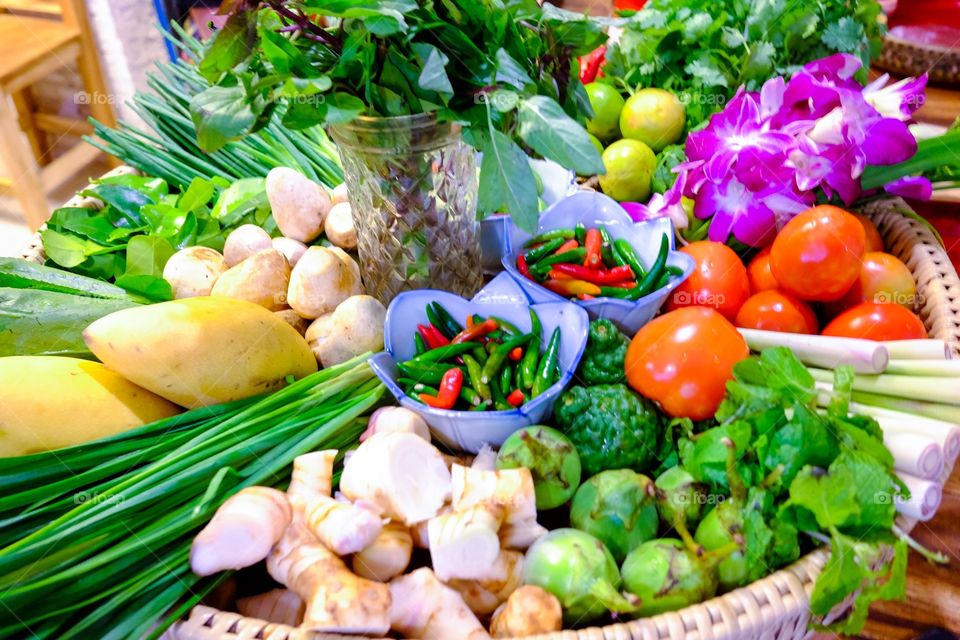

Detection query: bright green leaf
xmin=190 ymin=85 xmax=257 ymax=153
xmin=516 ymin=96 xmax=604 ymax=175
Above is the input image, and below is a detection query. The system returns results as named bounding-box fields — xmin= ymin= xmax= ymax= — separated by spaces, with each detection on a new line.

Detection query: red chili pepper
xmin=552 ymin=263 xmax=634 ymax=284
xmin=506 ymin=388 xmax=525 ymax=408
xmin=517 ymin=254 xmax=533 ymax=280
xmin=451 ymin=318 xmax=498 ymax=344
xmin=606 ymin=280 xmax=638 ymax=289
xmin=578 ymin=46 xmax=607 ymax=84
xmin=578 ymin=293 xmax=596 ymax=300
xmin=419 ymin=368 xmax=463 ymax=409
xmin=554 ymin=239 xmax=579 ymax=255
xmin=584 ymin=229 xmax=602 ymax=268
xmin=547 ymin=268 xmax=574 ymax=281
xmin=418 ymin=323 xmax=450 ymax=349
xmin=509 ymin=346 xmax=523 ymax=362
xmin=543 ymin=279 xmax=602 ymax=298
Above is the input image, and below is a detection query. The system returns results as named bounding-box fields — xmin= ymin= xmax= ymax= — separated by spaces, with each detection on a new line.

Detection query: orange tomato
xmin=667 ymin=241 xmax=750 ymax=321
xmin=822 ymin=302 xmax=927 ymax=341
xmin=770 ymin=205 xmax=865 ymax=302
xmin=746 ymin=246 xmax=778 ymax=293
xmin=835 ymin=251 xmax=917 ymax=310
xmin=625 ymin=307 xmax=749 ymax=420
xmin=853 ymin=213 xmax=884 ymax=252
xmin=734 ymin=290 xmax=818 ymax=334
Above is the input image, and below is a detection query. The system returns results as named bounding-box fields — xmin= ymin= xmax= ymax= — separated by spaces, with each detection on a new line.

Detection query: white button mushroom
xmin=223 ymin=224 xmax=273 ymax=267
xmin=271 ymin=237 xmax=308 ymax=267
xmin=305 ymin=295 xmax=386 ymax=367
xmin=287 ymin=246 xmax=363 ymax=319
xmin=211 ymin=248 xmax=291 ymax=310
xmin=162 ymin=246 xmax=227 ymax=299
xmin=324 ymin=202 xmax=358 ymax=250
xmin=266 ymin=167 xmax=332 ymax=243
xmin=330 ymin=182 xmax=350 ymax=205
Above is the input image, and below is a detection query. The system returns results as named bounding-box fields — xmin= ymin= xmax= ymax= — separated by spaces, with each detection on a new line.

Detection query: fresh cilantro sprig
xmin=669 ymin=347 xmax=943 ymax=633
xmin=603 ymin=0 xmax=886 ymax=126
xmin=189 ymin=0 xmax=606 ymax=231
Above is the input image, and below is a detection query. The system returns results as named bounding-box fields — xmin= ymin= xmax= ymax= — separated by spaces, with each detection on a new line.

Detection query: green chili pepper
xmin=424 ymin=304 xmax=449 ymax=339
xmin=521 ymin=308 xmax=542 ymax=389
xmin=406 ymin=342 xmax=477 ymax=364
xmin=614 ymin=238 xmax=648 ymax=280
xmin=529 ymin=248 xmax=588 ymax=277
xmin=654 ymin=271 xmax=672 ymax=291
xmin=397 ymin=362 xmax=466 ymax=385
xmin=574 ymin=222 xmax=587 ymax=245
xmin=460 ymin=385 xmax=483 ymax=407
xmin=598 ymin=286 xmax=634 ymax=298
xmin=489 ymin=377 xmax=512 ymax=411
xmin=490 ymin=316 xmax=520 ymax=335
xmin=481 ymin=333 xmax=532 ymax=384
xmin=514 ymin=359 xmax=523 ymax=390
xmin=470 ymin=401 xmax=491 ymax=411
xmin=471 ymin=345 xmax=488 ymax=365
xmin=414 ymin=333 xmax=427 ymax=356
xmin=523 ymin=228 xmax=576 ymax=248
xmin=431 ymin=302 xmax=463 ymax=337
xmin=625 ymin=234 xmax=670 ymax=301
xmin=524 ymin=238 xmax=565 ymax=264
xmin=462 ymin=354 xmax=491 ymax=402
xmin=532 ymin=327 xmax=561 ymax=398
xmin=666 ymin=265 xmax=684 ymax=276
xmin=600 ymin=226 xmax=627 ymax=268
xmin=500 ymin=363 xmax=514 ymax=394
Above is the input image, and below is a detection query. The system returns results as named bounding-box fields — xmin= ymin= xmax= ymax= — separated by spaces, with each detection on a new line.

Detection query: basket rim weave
xmin=23 ymin=181 xmax=959 ymax=640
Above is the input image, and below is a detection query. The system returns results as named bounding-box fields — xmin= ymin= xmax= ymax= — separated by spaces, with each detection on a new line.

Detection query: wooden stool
xmin=0 ymin=0 xmax=117 ymax=230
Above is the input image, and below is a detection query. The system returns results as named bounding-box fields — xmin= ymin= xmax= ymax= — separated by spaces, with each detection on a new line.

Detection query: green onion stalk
xmin=0 ymin=355 xmax=384 ymax=639
xmin=85 ymin=24 xmax=343 ymax=190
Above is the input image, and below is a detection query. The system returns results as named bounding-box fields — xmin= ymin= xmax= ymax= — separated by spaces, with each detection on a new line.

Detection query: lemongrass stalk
xmin=885 ymin=358 xmax=960 ymax=376
xmin=883 ymin=339 xmax=949 ymax=360
xmin=808 ymin=367 xmax=960 ymax=404
xmin=884 ymin=432 xmax=944 ymax=480
xmin=895 ymin=472 xmax=943 ymax=522
xmin=739 ymin=328 xmax=888 ymax=373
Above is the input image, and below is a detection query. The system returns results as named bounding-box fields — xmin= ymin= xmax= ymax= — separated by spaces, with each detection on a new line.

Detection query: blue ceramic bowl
xmin=480 ymin=158 xmax=577 ymax=272
xmin=502 ymin=191 xmax=695 ymax=336
xmin=369 ymin=273 xmax=589 ymax=453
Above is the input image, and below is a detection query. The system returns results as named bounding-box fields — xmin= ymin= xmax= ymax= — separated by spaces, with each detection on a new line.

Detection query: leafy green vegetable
xmin=190 ymin=0 xmax=606 ymax=231
xmin=603 ymin=0 xmax=886 ymax=127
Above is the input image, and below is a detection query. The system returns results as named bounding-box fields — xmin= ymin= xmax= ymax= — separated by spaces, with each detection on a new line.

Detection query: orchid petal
xmin=884 ymin=176 xmax=933 ymax=200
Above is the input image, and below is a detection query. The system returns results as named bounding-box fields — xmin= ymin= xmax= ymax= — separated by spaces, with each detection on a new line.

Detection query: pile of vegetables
xmin=401 ymin=303 xmax=561 ymax=411
xmin=516 ymin=226 xmax=679 ymax=301
xmin=87 ymin=26 xmax=342 ymax=191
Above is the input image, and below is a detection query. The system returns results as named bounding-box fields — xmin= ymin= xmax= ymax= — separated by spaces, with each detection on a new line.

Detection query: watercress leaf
xmin=495 ymin=48 xmax=534 ymax=91
xmin=198 ymin=9 xmax=257 ymax=82
xmin=809 ymin=529 xmax=865 ymax=618
xmin=190 ymin=84 xmax=258 ymax=153
xmin=114 ymin=274 xmax=173 ymax=303
xmin=124 ymin=236 xmax=175 ymax=279
xmin=476 ymin=128 xmax=539 ymax=232
xmin=320 ymin=92 xmax=366 ymax=124
xmin=516 ymin=96 xmax=604 ymax=175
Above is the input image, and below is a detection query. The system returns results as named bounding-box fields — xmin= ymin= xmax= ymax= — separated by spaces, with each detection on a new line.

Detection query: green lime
xmin=588 ymin=133 xmax=604 ymax=155
xmin=598 ymin=139 xmax=656 ymax=202
xmin=620 ymin=89 xmax=686 ymax=152
xmin=585 ymin=83 xmax=625 ymax=143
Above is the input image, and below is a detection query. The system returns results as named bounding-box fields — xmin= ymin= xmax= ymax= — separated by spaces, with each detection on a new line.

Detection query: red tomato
xmin=746 ymin=246 xmax=778 ymax=293
xmin=735 ymin=290 xmax=819 ymax=334
xmin=853 ymin=213 xmax=885 ymax=253
xmin=667 ymin=241 xmax=750 ymax=321
xmin=835 ymin=252 xmax=917 ymax=310
xmin=770 ymin=205 xmax=865 ymax=302
xmin=625 ymin=307 xmax=749 ymax=420
xmin=822 ymin=302 xmax=927 ymax=341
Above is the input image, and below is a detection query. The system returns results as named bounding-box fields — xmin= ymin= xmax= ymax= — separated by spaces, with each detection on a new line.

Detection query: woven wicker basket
xmin=23 ymin=190 xmax=960 ymax=640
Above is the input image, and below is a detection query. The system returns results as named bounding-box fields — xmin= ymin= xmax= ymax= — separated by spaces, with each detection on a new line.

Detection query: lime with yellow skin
xmin=598 ymin=138 xmax=656 ymax=202
xmin=620 ymin=88 xmax=686 ymax=152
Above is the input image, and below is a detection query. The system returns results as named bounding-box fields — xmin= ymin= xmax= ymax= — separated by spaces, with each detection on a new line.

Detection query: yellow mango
xmin=83 ymin=296 xmax=318 ymax=408
xmin=0 ymin=356 xmax=181 ymax=457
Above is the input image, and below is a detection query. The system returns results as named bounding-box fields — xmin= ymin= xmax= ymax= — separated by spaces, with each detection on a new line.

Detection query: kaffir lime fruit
xmin=598 ymin=138 xmax=656 ymax=202
xmin=585 ymin=83 xmax=625 ymax=143
xmin=620 ymin=89 xmax=686 ymax=152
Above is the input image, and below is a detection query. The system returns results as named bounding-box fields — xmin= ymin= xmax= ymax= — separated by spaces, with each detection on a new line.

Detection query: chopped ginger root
xmin=390 ymin=568 xmax=490 ymax=640
xmin=362 ymin=406 xmax=430 ymax=442
xmin=236 ymin=588 xmax=304 ymax=626
xmin=450 ymin=465 xmax=542 ymax=550
xmin=352 ymin=521 xmax=413 ymax=582
xmin=267 ymin=515 xmax=390 ymax=635
xmin=470 ymin=444 xmax=497 ymax=471
xmin=410 ymin=504 xmax=450 ymax=549
xmin=448 ymin=550 xmax=524 ymax=616
xmin=288 ymin=450 xmax=337 ymax=503
xmin=340 ymin=431 xmax=451 ymax=525
xmin=305 ymin=495 xmax=383 ymax=555
xmin=428 ymin=503 xmax=504 ymax=581
xmin=489 ymin=585 xmax=562 ymax=638
xmin=190 ymin=486 xmax=291 ymax=576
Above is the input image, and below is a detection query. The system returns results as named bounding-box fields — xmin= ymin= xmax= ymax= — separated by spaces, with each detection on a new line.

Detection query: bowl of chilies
xmin=502 ymin=191 xmax=695 ymax=335
xmin=369 ymin=273 xmax=589 ymax=452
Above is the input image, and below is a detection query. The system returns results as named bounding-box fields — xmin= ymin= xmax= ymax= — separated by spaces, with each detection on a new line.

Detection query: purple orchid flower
xmin=884 ymin=176 xmax=933 ymax=200
xmin=621 ymin=171 xmax=689 ymax=230
xmin=863 ymin=73 xmax=928 ymax=121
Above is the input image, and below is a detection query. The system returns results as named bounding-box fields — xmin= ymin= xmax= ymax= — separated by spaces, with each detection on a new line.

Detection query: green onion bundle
xmin=0 ymin=355 xmax=383 ymax=640
xmin=86 ymin=26 xmax=343 ymax=190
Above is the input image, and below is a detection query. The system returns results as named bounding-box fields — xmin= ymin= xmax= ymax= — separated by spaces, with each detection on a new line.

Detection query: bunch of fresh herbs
xmin=190 ymin=0 xmax=606 ymax=231
xmin=41 ymin=173 xmax=273 ymax=301
xmin=603 ymin=0 xmax=887 ymax=126
xmin=664 ymin=347 xmax=944 ymax=633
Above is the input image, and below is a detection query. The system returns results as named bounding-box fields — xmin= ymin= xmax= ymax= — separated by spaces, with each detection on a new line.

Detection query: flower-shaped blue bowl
xmin=502 ymin=191 xmax=695 ymax=336
xmin=369 ymin=273 xmax=589 ymax=453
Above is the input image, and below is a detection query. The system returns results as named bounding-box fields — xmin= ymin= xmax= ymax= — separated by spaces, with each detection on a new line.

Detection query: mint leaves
xmin=191 ymin=0 xmax=606 ymax=231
